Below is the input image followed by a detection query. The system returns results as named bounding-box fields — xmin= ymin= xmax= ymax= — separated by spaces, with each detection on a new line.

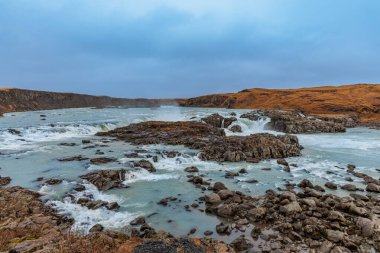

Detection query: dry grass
xmin=0 ymin=227 xmax=41 ymax=251
xmin=53 ymin=232 xmax=130 ymax=253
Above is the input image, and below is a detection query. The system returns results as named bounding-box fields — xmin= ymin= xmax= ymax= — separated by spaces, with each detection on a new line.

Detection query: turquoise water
xmin=0 ymin=106 xmax=379 ymax=237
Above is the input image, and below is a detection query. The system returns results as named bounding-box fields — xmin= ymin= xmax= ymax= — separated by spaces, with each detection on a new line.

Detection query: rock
xmin=356 ymin=217 xmax=374 ymax=237
xmin=58 ymin=155 xmax=88 ymax=162
xmin=8 ymin=128 xmax=21 ymax=135
xmin=184 ymin=166 xmax=199 ymax=173
xmin=341 ymin=184 xmax=358 ymax=191
xmin=89 ymin=224 xmax=104 ymax=233
xmin=213 ymin=182 xmax=227 ymax=192
xmin=230 ymin=125 xmax=242 ymax=133
xmin=0 ymin=176 xmax=11 ymax=186
xmin=106 ymin=202 xmax=120 ymax=210
xmin=298 ymin=179 xmax=314 ymax=188
xmin=204 ymin=230 xmax=213 ymax=236
xmin=97 ymin=121 xmax=302 ymax=163
xmin=82 ymin=139 xmax=91 ymax=144
xmin=328 ymin=211 xmax=345 ymax=222
xmin=224 ymin=171 xmax=239 ymax=178
xmin=279 ymin=201 xmax=302 ymax=214
xmin=189 ymin=228 xmax=196 ymax=234
xmin=247 ymin=207 xmax=267 ymax=221
xmin=366 ymin=183 xmax=380 ymax=193
xmin=130 ymin=216 xmax=146 ymax=226
xmin=59 ymin=142 xmax=76 ymax=146
xmin=277 ymin=159 xmax=289 ymax=166
xmin=326 ymin=229 xmax=344 ymax=242
xmin=73 ymin=184 xmax=86 ymax=192
xmin=230 ymin=235 xmax=253 ymax=252
xmin=347 ymin=164 xmax=356 ymax=171
xmin=133 ymin=160 xmax=156 ymax=172
xmin=265 ymin=110 xmax=346 ymax=134
xmin=216 ymin=223 xmax=231 ymax=235
xmin=217 ymin=190 xmax=234 ymax=200
xmin=325 ymin=182 xmax=338 ymax=190
xmin=80 ymin=169 xmax=126 ymax=191
xmin=44 ymin=178 xmax=63 ymax=185
xmin=216 ymin=204 xmax=237 ymax=218
xmin=318 ymin=241 xmax=334 ymax=253
xmin=205 ymin=193 xmax=221 ymax=205
xmin=245 ymin=179 xmax=258 ymax=183
xmin=201 ymin=113 xmax=237 ymax=128
xmin=90 ymin=157 xmax=116 ymax=164
xmin=240 ymin=112 xmax=260 ymax=121
xmin=239 ymin=168 xmax=247 ymax=173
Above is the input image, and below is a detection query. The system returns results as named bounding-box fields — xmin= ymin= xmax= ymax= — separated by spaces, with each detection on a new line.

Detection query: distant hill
xmin=0 ymin=88 xmax=178 ymax=115
xmin=181 ymin=84 xmax=380 ymax=124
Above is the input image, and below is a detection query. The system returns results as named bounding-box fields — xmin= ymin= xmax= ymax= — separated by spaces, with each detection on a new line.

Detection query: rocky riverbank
xmin=0 ymin=186 xmax=232 ymax=253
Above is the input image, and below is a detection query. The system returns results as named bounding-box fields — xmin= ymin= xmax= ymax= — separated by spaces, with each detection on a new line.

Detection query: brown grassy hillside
xmin=182 ymin=84 xmax=380 ymax=124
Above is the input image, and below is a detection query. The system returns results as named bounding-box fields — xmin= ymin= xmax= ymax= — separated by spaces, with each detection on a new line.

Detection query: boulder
xmin=90 ymin=157 xmax=117 ymax=164
xmin=205 ymin=193 xmax=221 ymax=205
xmin=366 ymin=183 xmax=380 ymax=193
xmin=80 ymin=169 xmax=126 ymax=191
xmin=0 ymin=176 xmax=11 ymax=186
xmin=184 ymin=166 xmax=199 ymax=173
xmin=230 ymin=125 xmax=242 ymax=133
xmin=133 ymin=160 xmax=156 ymax=172
xmin=325 ymin=182 xmax=338 ymax=190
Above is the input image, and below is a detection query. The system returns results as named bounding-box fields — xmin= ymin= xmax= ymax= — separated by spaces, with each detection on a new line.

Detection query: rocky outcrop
xmin=98 ymin=121 xmax=302 ymax=163
xmin=201 ymin=113 xmax=236 ymax=128
xmin=180 ymin=84 xmax=380 ymax=125
xmin=0 ymin=88 xmax=179 ymax=115
xmin=80 ymin=169 xmax=126 ymax=191
xmin=264 ymin=110 xmax=346 ymax=134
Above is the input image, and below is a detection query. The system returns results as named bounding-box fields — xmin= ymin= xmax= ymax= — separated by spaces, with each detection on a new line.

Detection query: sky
xmin=0 ymin=0 xmax=379 ymax=98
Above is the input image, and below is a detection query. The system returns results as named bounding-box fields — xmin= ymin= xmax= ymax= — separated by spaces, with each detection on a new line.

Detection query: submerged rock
xmin=89 ymin=157 xmax=117 ymax=164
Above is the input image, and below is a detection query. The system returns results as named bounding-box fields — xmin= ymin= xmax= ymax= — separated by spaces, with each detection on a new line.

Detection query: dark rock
xmin=133 ymin=160 xmax=156 ymax=172
xmin=0 ymin=176 xmax=11 ymax=186
xmin=202 ymin=113 xmax=236 ymax=128
xmin=8 ymin=129 xmax=21 ymax=135
xmin=240 ymin=112 xmax=260 ymax=121
xmin=239 ymin=168 xmax=247 ymax=173
xmin=277 ymin=159 xmax=289 ymax=166
xmin=58 ymin=155 xmax=88 ymax=162
xmin=130 ymin=216 xmax=146 ymax=226
xmin=89 ymin=157 xmax=116 ymax=164
xmin=184 ymin=166 xmax=199 ymax=173
xmin=59 ymin=143 xmax=76 ymax=146
xmin=44 ymin=178 xmax=63 ymax=185
xmin=298 ymin=179 xmax=314 ymax=188
xmin=245 ymin=179 xmax=258 ymax=184
xmin=325 ymin=182 xmax=338 ymax=190
xmin=341 ymin=184 xmax=358 ymax=191
xmin=203 ymin=230 xmax=213 ymax=236
xmin=89 ymin=224 xmax=104 ymax=233
xmin=230 ymin=125 xmax=242 ymax=133
xmin=230 ymin=235 xmax=253 ymax=252
xmin=213 ymin=182 xmax=227 ymax=192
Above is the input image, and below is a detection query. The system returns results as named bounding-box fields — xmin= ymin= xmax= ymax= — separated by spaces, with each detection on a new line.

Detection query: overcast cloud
xmin=0 ymin=0 xmax=379 ymax=98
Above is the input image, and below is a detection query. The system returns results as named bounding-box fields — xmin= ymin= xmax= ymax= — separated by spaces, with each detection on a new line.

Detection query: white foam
xmin=124 ymin=169 xmax=179 ymax=184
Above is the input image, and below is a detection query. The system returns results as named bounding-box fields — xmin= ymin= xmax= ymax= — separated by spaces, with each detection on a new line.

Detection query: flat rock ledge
xmin=97 ymin=121 xmax=302 ymax=163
